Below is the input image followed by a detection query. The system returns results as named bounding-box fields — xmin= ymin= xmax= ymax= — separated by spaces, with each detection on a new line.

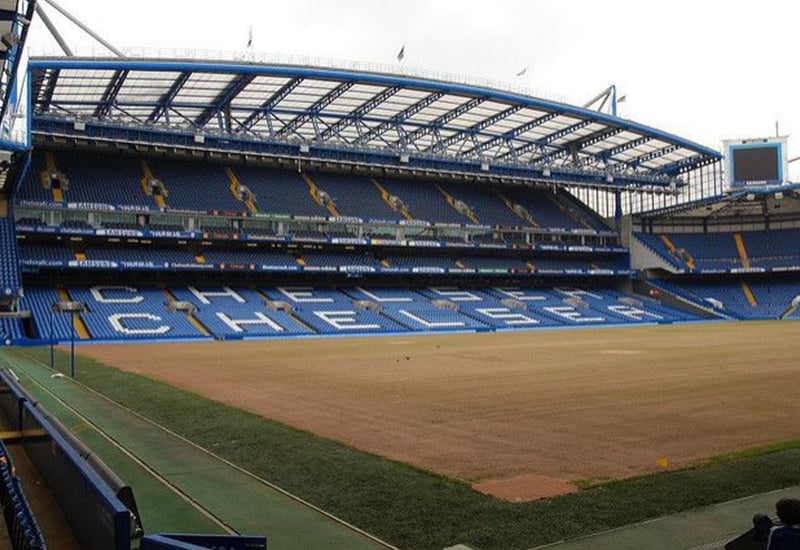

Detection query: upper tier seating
xmin=234 ymin=166 xmax=329 ymax=217
xmin=309 ymin=173 xmax=405 ymax=221
xmin=377 ymin=178 xmax=477 ymax=224
xmin=55 ymin=152 xmax=156 ymax=207
xmin=149 ymin=159 xmax=244 ymax=212
xmin=17 ymin=150 xmax=606 ymax=232
xmin=499 ymin=186 xmax=591 ymax=230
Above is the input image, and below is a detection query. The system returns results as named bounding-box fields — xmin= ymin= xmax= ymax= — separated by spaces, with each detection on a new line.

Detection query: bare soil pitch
xmin=76 ymin=321 xmax=800 ymax=500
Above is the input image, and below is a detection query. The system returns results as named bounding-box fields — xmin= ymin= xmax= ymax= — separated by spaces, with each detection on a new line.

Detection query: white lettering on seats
xmin=90 ymin=286 xmax=144 ymax=304
xmin=216 ymin=312 xmax=285 ymax=333
xmin=108 ymin=313 xmax=170 ymax=335
xmin=188 ymin=286 xmax=245 ymax=305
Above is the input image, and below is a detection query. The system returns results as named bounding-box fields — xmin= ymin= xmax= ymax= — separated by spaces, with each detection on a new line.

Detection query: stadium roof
xmin=637 ymin=182 xmax=800 ymax=220
xmin=28 ymin=57 xmax=722 ymax=190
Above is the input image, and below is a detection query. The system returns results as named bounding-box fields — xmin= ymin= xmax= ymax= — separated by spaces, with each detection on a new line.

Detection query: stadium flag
xmin=516 ymin=66 xmax=528 ymax=77
xmin=247 ymin=26 xmax=253 ymax=49
xmin=617 ymin=94 xmax=627 ymax=103
xmin=397 ymin=44 xmax=405 ymax=62
xmin=656 ymin=457 xmax=669 ymax=469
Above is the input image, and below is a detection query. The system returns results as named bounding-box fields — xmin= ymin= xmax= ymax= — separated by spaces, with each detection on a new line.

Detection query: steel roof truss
xmin=39 ymin=68 xmax=60 ymax=113
xmin=425 ymin=104 xmax=523 ymax=153
xmin=236 ymin=77 xmax=303 ymax=135
xmin=401 ymin=96 xmax=484 ymax=149
xmin=466 ymin=111 xmax=558 ymax=156
xmin=627 ymin=144 xmax=679 ymax=168
xmin=319 ymin=85 xmax=402 ymax=141
xmin=195 ymin=73 xmax=256 ymax=130
xmin=147 ymin=71 xmax=191 ymax=124
xmin=353 ymin=91 xmax=446 ymax=146
xmin=275 ymin=80 xmax=356 ymax=139
xmin=551 ymin=126 xmax=625 ymax=161
xmin=93 ymin=69 xmax=129 ymax=120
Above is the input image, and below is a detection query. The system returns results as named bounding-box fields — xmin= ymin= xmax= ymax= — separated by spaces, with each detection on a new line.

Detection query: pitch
xmin=76 ymin=321 xmax=800 ymax=501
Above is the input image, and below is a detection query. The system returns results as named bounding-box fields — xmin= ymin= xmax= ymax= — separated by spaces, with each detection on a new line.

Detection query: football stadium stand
xmin=6 ymin=54 xmax=797 ymax=357
xmin=652 ymin=279 xmax=800 ymax=320
xmin=10 ymin=284 xmax=699 ymax=343
xmin=635 ymin=229 xmax=800 ymax=273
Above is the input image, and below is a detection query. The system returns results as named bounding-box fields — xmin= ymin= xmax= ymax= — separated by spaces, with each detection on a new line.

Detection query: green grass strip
xmin=13 ymin=346 xmax=800 ymax=550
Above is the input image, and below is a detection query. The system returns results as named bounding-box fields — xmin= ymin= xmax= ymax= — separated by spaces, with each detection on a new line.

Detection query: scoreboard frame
xmin=723 ymin=136 xmax=788 ymax=190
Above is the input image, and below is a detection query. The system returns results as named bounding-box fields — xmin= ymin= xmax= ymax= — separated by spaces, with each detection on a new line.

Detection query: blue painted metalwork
xmin=352 ymin=90 xmax=446 ymax=147
xmin=147 ymin=71 xmax=191 ymax=124
xmin=425 ymin=104 xmax=524 ymax=154
xmin=402 ymin=96 xmax=484 ymax=149
xmin=28 ymin=58 xmax=722 ymax=156
xmin=467 ymin=111 xmax=559 ymax=156
xmin=94 ymin=69 xmax=128 ymax=119
xmin=600 ymin=136 xmax=651 ymax=160
xmin=0 ymin=0 xmax=36 ymax=128
xmin=629 ymin=144 xmax=679 ymax=167
xmin=319 ymin=84 xmax=401 ymax=141
xmin=551 ymin=126 xmax=625 ymax=160
xmin=236 ymin=76 xmax=302 ymax=134
xmin=275 ymin=79 xmax=355 ymax=139
xmin=498 ymin=119 xmax=593 ymax=161
xmin=26 ymin=57 xmax=723 ymax=192
xmin=194 ymin=72 xmax=255 ymax=129
xmin=33 ymin=116 xmax=677 ymax=189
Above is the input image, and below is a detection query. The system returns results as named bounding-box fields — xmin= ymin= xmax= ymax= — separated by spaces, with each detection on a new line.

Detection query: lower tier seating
xmin=15 ymin=284 xmax=699 ymax=343
xmin=652 ymin=279 xmax=800 ymax=320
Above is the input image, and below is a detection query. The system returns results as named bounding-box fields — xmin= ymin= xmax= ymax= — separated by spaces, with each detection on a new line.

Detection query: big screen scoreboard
xmin=724 ymin=137 xmax=788 ymax=189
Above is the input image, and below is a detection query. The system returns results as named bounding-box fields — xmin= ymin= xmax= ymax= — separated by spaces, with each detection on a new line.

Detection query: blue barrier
xmin=0 ymin=370 xmax=135 ymax=550
xmin=140 ymin=534 xmax=266 ymax=550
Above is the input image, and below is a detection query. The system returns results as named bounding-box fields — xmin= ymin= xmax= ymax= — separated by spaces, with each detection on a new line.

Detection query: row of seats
xmin=652 ymin=278 xmax=800 ymax=320
xmin=20 ymin=285 xmax=696 ymax=342
xmin=0 ymin=426 xmax=46 ymax=548
xmin=18 ymin=242 xmax=629 ymax=273
xmin=636 ymin=229 xmax=800 ymax=272
xmin=0 ymin=215 xmax=21 ymax=296
xmin=18 ymin=150 xmax=608 ymax=230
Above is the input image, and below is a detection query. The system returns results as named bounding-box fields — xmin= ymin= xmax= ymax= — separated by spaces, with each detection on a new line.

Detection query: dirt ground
xmin=76 ymin=321 xmax=800 ymax=500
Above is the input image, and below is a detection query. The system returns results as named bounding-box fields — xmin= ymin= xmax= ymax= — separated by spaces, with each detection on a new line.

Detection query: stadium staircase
xmin=494 ymin=190 xmax=540 ymax=227
xmin=225 ymin=167 xmax=257 ymax=213
xmin=781 ymin=302 xmax=798 ymax=319
xmin=57 ymin=287 xmax=90 ymax=339
xmin=253 ymin=288 xmax=315 ymax=332
xmin=659 ymin=235 xmax=695 ymax=270
xmin=733 ymin=233 xmax=751 ymax=269
xmin=370 ymin=178 xmax=413 ymax=220
xmin=740 ymin=280 xmax=758 ymax=307
xmin=41 ymin=151 xmax=65 ymax=202
xmin=301 ymin=173 xmax=340 ymax=217
xmin=161 ymin=288 xmax=212 ymax=336
xmin=140 ymin=160 xmax=168 ymax=208
xmin=434 ymin=183 xmax=480 ymax=224
xmin=543 ymin=191 xmax=593 ymax=231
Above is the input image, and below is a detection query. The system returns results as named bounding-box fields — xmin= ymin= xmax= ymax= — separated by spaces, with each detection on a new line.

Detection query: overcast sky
xmin=27 ymin=0 xmax=800 ymax=179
